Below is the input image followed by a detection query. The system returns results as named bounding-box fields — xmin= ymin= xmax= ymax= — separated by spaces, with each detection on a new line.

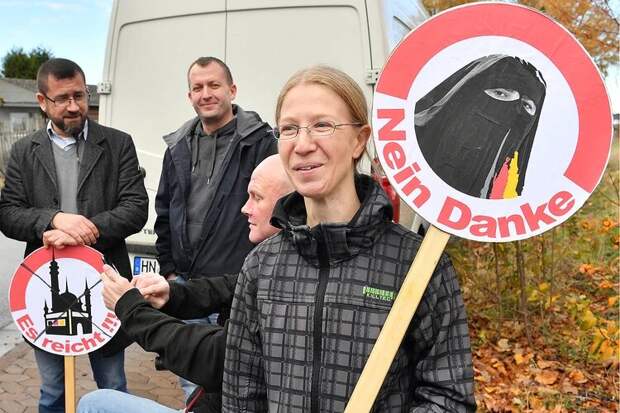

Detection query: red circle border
xmin=9 ymin=246 xmax=103 ymax=311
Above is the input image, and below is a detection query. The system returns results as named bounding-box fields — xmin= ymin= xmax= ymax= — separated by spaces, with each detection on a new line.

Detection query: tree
xmin=1 ymin=46 xmax=53 ymax=79
xmin=422 ymin=0 xmax=619 ymax=75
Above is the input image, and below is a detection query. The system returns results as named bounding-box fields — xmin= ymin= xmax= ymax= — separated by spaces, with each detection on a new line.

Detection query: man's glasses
xmin=42 ymin=91 xmax=90 ymax=107
xmin=274 ymin=120 xmax=362 ymax=141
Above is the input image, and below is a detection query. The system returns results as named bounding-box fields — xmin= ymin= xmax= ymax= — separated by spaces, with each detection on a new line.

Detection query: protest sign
xmin=346 ymin=3 xmax=612 ymax=411
xmin=9 ymin=245 xmax=119 ymax=412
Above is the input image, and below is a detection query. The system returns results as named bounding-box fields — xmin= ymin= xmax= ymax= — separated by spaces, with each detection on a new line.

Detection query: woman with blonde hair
xmin=222 ymin=66 xmax=476 ymax=412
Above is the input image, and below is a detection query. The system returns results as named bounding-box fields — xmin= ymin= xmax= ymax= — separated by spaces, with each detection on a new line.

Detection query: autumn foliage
xmin=422 ymin=0 xmax=619 ymax=75
xmin=447 ymin=139 xmax=619 ymax=411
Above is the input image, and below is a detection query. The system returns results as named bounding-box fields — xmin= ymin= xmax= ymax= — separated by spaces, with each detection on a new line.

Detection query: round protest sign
xmin=372 ymin=2 xmax=612 ymax=242
xmin=9 ymin=246 xmax=120 ymax=356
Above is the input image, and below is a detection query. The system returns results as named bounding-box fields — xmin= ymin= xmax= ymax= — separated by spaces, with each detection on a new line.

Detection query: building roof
xmin=0 ymin=77 xmax=99 ymax=108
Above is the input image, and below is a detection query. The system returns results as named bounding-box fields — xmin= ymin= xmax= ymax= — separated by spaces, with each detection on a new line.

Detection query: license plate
xmin=132 ymin=256 xmax=159 ymax=275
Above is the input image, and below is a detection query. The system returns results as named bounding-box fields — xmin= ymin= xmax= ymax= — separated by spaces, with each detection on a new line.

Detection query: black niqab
xmin=414 ymin=54 xmax=546 ymax=198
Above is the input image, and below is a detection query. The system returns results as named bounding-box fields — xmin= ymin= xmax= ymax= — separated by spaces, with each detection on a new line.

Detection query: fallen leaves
xmin=471 ymin=325 xmax=618 ymax=412
xmin=514 ymin=351 xmax=533 ymax=365
xmin=568 ymin=369 xmax=587 ymax=384
xmin=536 ymin=358 xmax=555 ymax=369
xmin=561 ymin=379 xmax=579 ymax=395
xmin=497 ymin=338 xmax=511 ymax=352
xmin=598 ymin=279 xmax=616 ymax=289
xmin=535 ymin=370 xmax=559 ymax=385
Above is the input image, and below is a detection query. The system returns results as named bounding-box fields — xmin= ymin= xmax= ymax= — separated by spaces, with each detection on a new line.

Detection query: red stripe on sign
xmin=9 ymin=266 xmax=32 ymax=311
xmin=557 ymin=41 xmax=612 ymax=192
xmin=377 ymin=3 xmax=611 ymax=193
xmin=9 ymin=246 xmax=103 ymax=311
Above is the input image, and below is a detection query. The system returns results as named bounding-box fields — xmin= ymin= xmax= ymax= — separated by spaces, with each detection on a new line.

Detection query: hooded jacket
xmin=222 ymin=175 xmax=476 ymax=412
xmin=154 ymin=105 xmax=277 ymax=278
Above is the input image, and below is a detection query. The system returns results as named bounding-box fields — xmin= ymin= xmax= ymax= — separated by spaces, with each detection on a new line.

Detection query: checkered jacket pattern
xmin=222 ymin=175 xmax=476 ymax=412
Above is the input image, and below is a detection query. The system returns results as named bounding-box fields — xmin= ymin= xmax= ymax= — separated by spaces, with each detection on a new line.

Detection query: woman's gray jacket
xmin=222 ymin=175 xmax=476 ymax=412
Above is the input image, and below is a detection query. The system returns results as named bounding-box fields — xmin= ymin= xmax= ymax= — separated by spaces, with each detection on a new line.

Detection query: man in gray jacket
xmin=0 ymin=58 xmax=148 ymax=413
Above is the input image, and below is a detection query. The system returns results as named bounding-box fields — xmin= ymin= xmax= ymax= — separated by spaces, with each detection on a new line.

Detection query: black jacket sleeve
xmin=0 ymin=141 xmax=59 ymax=243
xmin=115 ymin=288 xmax=227 ymax=392
xmin=162 ymin=274 xmax=238 ymax=319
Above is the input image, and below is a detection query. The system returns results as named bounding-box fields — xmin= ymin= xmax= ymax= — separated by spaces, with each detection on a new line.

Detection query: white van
xmin=99 ymin=0 xmax=428 ymax=274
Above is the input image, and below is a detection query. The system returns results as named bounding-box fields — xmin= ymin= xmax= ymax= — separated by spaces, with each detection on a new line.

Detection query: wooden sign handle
xmin=344 ymin=225 xmax=450 ymax=412
xmin=65 ymin=355 xmax=76 ymax=413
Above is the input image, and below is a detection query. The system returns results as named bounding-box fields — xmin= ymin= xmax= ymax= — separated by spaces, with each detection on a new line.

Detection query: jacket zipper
xmin=311 ymin=234 xmax=330 ymax=413
xmin=187 ymin=132 xmax=242 ymax=273
xmin=187 ymin=119 xmax=268 ymax=273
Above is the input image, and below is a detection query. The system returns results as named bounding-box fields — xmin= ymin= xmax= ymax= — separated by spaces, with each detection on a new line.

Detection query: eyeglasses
xmin=42 ymin=91 xmax=90 ymax=107
xmin=274 ymin=120 xmax=362 ymax=141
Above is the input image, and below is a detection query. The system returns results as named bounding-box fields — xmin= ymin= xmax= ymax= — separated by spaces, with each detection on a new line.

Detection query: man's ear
xmin=230 ymin=83 xmax=237 ymax=101
xmin=36 ymin=93 xmax=46 ymax=112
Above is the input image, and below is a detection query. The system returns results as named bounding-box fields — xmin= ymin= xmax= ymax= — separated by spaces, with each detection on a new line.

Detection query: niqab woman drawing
xmin=414 ymin=54 xmax=546 ymax=199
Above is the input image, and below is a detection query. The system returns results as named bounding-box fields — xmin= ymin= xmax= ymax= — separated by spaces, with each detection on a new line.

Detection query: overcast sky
xmin=0 ymin=0 xmax=617 ymax=112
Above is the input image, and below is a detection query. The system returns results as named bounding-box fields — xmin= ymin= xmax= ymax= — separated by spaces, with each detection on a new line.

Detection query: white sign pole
xmin=344 ymin=226 xmax=450 ymax=412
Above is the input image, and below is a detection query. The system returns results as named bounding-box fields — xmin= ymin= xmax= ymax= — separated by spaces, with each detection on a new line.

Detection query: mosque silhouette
xmin=43 ymin=252 xmax=93 ymax=336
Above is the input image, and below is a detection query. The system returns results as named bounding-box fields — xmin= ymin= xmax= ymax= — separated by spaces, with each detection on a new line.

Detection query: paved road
xmin=0 ymin=233 xmax=25 ymax=329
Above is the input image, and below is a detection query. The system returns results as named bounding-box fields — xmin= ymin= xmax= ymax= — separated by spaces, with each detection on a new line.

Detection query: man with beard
xmin=0 ymin=58 xmax=148 ymax=413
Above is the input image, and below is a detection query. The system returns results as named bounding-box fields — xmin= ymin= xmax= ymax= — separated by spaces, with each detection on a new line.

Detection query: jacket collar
xmin=162 ymin=104 xmax=267 ymax=148
xmin=32 ymin=118 xmax=105 ymax=193
xmin=271 ymin=175 xmax=393 ymax=267
xmin=76 ymin=120 xmax=105 ymax=193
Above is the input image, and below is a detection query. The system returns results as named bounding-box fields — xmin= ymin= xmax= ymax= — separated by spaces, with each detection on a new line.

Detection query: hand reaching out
xmin=100 ymin=264 xmax=134 ymax=311
xmin=132 ymin=273 xmax=170 ymax=309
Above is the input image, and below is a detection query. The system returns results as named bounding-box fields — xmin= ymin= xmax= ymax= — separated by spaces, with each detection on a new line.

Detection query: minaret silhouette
xmin=44 ymin=300 xmax=48 ymax=315
xmin=84 ymin=279 xmax=91 ymax=315
xmin=49 ymin=249 xmax=61 ymax=312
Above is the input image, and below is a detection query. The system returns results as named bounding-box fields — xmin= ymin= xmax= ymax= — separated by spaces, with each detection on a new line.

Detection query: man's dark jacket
xmin=115 ymin=275 xmax=237 ymax=413
xmin=154 ymin=104 xmax=277 ymax=278
xmin=0 ymin=120 xmax=148 ymax=354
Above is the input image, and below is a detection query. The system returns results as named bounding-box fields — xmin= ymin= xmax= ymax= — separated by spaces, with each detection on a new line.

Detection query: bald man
xmin=78 ymin=155 xmax=293 ymax=413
